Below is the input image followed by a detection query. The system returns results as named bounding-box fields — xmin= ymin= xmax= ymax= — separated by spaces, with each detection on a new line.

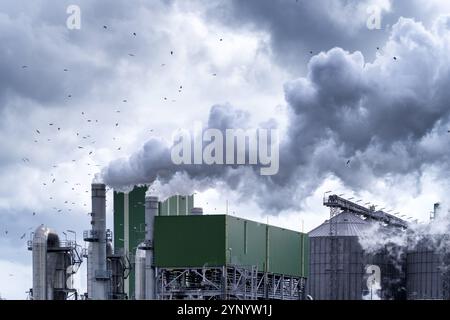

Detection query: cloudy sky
xmin=2 ymin=0 xmax=450 ymax=299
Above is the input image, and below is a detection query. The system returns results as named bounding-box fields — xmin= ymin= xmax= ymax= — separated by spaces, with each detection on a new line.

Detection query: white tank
xmin=31 ymin=225 xmax=61 ymax=300
xmin=135 ymin=246 xmax=146 ymax=300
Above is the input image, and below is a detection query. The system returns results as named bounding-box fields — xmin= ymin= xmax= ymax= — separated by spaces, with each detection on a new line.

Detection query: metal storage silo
xmin=406 ymin=235 xmax=450 ymax=300
xmin=307 ymin=212 xmax=406 ymax=300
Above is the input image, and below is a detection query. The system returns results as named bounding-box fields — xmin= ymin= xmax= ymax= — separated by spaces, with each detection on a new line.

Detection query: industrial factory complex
xmin=26 ymin=183 xmax=450 ymax=300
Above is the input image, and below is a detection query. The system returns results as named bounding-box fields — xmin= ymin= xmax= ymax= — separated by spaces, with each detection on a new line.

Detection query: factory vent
xmin=190 ymin=207 xmax=203 ymax=216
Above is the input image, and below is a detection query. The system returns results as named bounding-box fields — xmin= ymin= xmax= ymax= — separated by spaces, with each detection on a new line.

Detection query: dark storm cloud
xmin=0 ymin=0 xmax=174 ymax=108
xmin=103 ymin=16 xmax=450 ymax=213
xmin=203 ymin=0 xmax=450 ymax=74
xmin=204 ymin=0 xmax=392 ymax=72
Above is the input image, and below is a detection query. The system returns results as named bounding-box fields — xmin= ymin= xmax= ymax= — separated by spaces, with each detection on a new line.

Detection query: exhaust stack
xmin=135 ymin=194 xmax=158 ymax=299
xmin=84 ymin=183 xmax=110 ymax=300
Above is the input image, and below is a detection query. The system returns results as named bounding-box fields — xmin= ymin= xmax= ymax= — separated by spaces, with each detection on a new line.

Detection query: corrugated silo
xmin=406 ymin=236 xmax=450 ymax=300
xmin=307 ymin=212 xmax=406 ymax=300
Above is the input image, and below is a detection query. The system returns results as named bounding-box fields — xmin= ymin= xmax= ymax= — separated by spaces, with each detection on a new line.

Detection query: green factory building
xmin=114 ymin=186 xmax=309 ymax=299
xmin=113 ymin=186 xmax=194 ymax=297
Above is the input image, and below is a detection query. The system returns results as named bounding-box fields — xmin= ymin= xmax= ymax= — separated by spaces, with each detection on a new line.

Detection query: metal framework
xmin=328 ymin=206 xmax=340 ymax=300
xmin=323 ymin=194 xmax=408 ymax=228
xmin=156 ymin=265 xmax=306 ymax=300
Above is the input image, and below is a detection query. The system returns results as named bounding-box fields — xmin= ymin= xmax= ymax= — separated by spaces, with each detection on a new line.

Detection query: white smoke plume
xmin=102 ymin=16 xmax=450 ymax=214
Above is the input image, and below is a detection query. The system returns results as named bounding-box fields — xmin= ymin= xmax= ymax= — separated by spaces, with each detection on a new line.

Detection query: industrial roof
xmin=308 ymin=211 xmax=371 ymax=237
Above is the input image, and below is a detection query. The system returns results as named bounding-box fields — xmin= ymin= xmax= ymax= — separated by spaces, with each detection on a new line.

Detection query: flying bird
xmin=393 ymin=56 xmax=397 ymax=60
xmin=36 ymin=130 xmax=40 ymax=134
xmin=20 ymin=233 xmax=26 ymax=240
xmin=133 ymin=32 xmax=136 ymax=36
xmin=128 ymin=53 xmax=135 ymax=57
xmin=68 ymin=94 xmax=72 ymax=98
xmin=346 ymin=160 xmax=351 ymax=165
xmin=64 ymin=68 xmax=68 ymax=72
xmin=115 ymin=123 xmax=119 ymax=127
xmin=32 ymin=212 xmax=36 ymax=216
xmin=22 ymin=65 xmax=28 ymax=68
xmin=103 ymin=25 xmax=108 ymax=29
xmin=123 ymin=99 xmax=127 ymax=103
xmin=170 ymin=51 xmax=174 ymax=55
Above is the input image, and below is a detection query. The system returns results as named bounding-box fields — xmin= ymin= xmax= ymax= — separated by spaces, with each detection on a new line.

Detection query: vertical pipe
xmin=87 ymin=243 xmax=93 ymax=297
xmin=144 ymin=195 xmax=158 ymax=299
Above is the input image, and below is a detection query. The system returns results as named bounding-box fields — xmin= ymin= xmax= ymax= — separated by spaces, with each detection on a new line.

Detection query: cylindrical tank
xmin=135 ymin=246 xmax=146 ymax=300
xmin=406 ymin=235 xmax=450 ymax=300
xmin=32 ymin=225 xmax=61 ymax=300
xmin=307 ymin=212 xmax=406 ymax=300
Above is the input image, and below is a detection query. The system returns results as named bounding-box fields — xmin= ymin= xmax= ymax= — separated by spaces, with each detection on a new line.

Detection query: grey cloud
xmin=103 ymin=16 xmax=450 ymax=213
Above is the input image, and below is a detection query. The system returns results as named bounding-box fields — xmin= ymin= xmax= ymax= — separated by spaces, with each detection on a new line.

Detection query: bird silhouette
xmin=346 ymin=160 xmax=351 ymax=165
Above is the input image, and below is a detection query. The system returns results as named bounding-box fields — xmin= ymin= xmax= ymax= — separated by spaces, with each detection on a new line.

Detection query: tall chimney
xmin=86 ymin=183 xmax=109 ymax=299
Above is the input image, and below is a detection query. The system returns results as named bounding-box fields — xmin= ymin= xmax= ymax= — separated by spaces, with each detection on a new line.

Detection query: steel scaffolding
xmin=156 ymin=265 xmax=306 ymax=300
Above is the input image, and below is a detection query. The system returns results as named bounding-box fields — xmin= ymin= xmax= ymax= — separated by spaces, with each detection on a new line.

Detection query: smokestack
xmin=432 ymin=203 xmax=441 ymax=220
xmin=191 ymin=207 xmax=203 ymax=215
xmin=85 ymin=183 xmax=109 ymax=300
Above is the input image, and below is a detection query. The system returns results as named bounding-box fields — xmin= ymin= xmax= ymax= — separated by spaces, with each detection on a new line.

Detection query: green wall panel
xmin=153 ymin=215 xmax=309 ymax=277
xmin=113 ymin=192 xmax=124 ymax=251
xmin=154 ymin=215 xmax=226 ymax=267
